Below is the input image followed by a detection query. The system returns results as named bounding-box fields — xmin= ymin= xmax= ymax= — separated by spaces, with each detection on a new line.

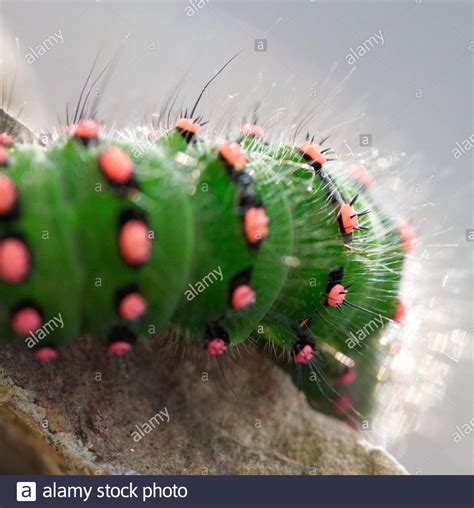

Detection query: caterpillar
xmin=0 ymin=64 xmax=413 ymax=426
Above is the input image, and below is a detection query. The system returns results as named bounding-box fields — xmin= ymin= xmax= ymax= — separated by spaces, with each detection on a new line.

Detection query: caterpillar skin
xmin=0 ymin=118 xmax=408 ymax=423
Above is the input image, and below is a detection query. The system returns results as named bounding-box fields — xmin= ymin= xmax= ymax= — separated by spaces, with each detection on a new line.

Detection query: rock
xmin=0 ymin=108 xmax=35 ymax=142
xmin=0 ymin=338 xmax=407 ymax=474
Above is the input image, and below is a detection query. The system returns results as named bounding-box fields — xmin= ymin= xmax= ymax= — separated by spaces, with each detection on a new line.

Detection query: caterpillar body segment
xmin=46 ymin=137 xmax=194 ymax=350
xmin=168 ymin=135 xmax=294 ymax=349
xmin=0 ymin=145 xmax=83 ymax=346
xmin=239 ymin=133 xmax=405 ymax=418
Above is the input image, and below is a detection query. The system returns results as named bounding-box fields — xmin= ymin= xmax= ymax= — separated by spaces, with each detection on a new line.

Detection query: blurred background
xmin=1 ymin=0 xmax=472 ymax=474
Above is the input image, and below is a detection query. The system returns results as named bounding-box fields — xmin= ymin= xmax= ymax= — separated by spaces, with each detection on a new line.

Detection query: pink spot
xmin=176 ymin=118 xmax=201 ymax=135
xmin=394 ymin=299 xmax=406 ymax=323
xmin=231 ymin=284 xmax=256 ymax=309
xmin=108 ymin=341 xmax=132 ymax=357
xmin=299 ymin=140 xmax=327 ymax=166
xmin=399 ymin=223 xmax=416 ymax=253
xmin=334 ymin=394 xmax=353 ymax=413
xmin=12 ymin=307 xmax=43 ymax=336
xmin=0 ymin=146 xmax=8 ymax=167
xmin=339 ymin=203 xmax=359 ymax=234
xmin=0 ymin=175 xmax=17 ymax=216
xmin=219 ymin=141 xmax=247 ymax=171
xmin=0 ymin=132 xmax=13 ymax=146
xmin=345 ymin=418 xmax=360 ymax=431
xmin=206 ymin=338 xmax=228 ymax=356
xmin=244 ymin=207 xmax=270 ymax=244
xmin=337 ymin=368 xmax=356 ymax=385
xmin=35 ymin=347 xmax=58 ymax=363
xmin=119 ymin=220 xmax=152 ymax=266
xmin=74 ymin=119 xmax=101 ymax=140
xmin=241 ymin=123 xmax=265 ymax=138
xmin=119 ymin=293 xmax=147 ymax=320
xmin=347 ymin=164 xmax=374 ymax=188
xmin=99 ymin=146 xmax=134 ymax=184
xmin=327 ymin=283 xmax=347 ymax=308
xmin=0 ymin=237 xmax=31 ymax=284
xmin=295 ymin=344 xmax=314 ymax=364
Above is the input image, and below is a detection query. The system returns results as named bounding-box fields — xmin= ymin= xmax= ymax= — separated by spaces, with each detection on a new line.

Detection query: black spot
xmin=294 ymin=331 xmax=315 ymax=353
xmin=107 ymin=324 xmax=137 ymax=345
xmin=300 ymin=150 xmax=324 ymax=173
xmin=238 ymin=189 xmax=260 ymax=213
xmin=0 ymin=196 xmax=20 ymax=222
xmin=177 ymin=127 xmax=197 ymax=144
xmin=98 ymin=155 xmax=140 ymax=197
xmin=118 ymin=208 xmax=149 ymax=228
xmin=205 ymin=322 xmax=230 ymax=346
xmin=326 ymin=267 xmax=345 ymax=293
xmin=219 ymin=154 xmax=251 ymax=185
xmin=74 ymin=131 xmax=99 ymax=147
xmin=234 ymin=171 xmax=254 ymax=187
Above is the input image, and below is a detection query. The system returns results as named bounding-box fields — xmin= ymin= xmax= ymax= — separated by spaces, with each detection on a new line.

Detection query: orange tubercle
xmin=119 ymin=220 xmax=152 ymax=266
xmin=347 ymin=164 xmax=374 ymax=188
xmin=295 ymin=344 xmax=314 ymax=364
xmin=12 ymin=307 xmax=43 ymax=336
xmin=108 ymin=341 xmax=133 ymax=357
xmin=394 ymin=299 xmax=406 ymax=323
xmin=244 ymin=207 xmax=270 ymax=244
xmin=119 ymin=293 xmax=148 ymax=321
xmin=206 ymin=338 xmax=228 ymax=356
xmin=35 ymin=347 xmax=58 ymax=363
xmin=336 ymin=368 xmax=356 ymax=385
xmin=219 ymin=141 xmax=247 ymax=171
xmin=299 ymin=140 xmax=327 ymax=166
xmin=399 ymin=223 xmax=416 ymax=253
xmin=0 ymin=132 xmax=13 ymax=146
xmin=0 ymin=237 xmax=31 ymax=284
xmin=327 ymin=283 xmax=347 ymax=308
xmin=99 ymin=146 xmax=134 ymax=184
xmin=241 ymin=123 xmax=265 ymax=138
xmin=75 ymin=119 xmax=101 ymax=139
xmin=231 ymin=284 xmax=256 ymax=309
xmin=176 ymin=118 xmax=201 ymax=134
xmin=339 ymin=203 xmax=360 ymax=234
xmin=0 ymin=175 xmax=18 ymax=216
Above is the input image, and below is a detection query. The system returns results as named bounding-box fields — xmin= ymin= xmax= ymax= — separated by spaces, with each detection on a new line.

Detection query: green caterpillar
xmin=0 ymin=111 xmax=412 ymax=425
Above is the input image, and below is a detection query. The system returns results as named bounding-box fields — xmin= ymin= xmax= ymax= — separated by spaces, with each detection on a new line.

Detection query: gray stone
xmin=0 ymin=338 xmax=407 ymax=474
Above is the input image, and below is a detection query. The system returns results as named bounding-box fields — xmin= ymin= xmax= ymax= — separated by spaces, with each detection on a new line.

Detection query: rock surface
xmin=0 ymin=338 xmax=407 ymax=475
